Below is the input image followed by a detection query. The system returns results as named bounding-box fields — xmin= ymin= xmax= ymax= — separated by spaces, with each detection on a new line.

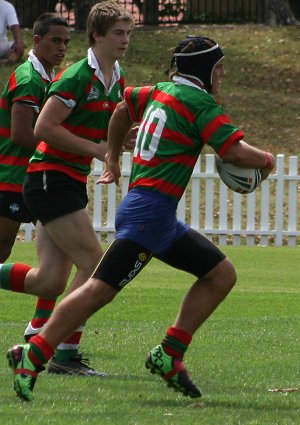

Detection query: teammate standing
xmin=0 ymin=13 xmax=70 ymax=262
xmin=1 ymin=1 xmax=135 ymax=380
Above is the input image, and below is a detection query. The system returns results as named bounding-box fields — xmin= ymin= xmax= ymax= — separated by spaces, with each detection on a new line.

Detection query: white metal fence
xmin=22 ymin=153 xmax=300 ymax=246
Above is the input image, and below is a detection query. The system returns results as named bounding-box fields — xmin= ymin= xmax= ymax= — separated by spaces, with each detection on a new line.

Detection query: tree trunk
xmin=143 ymin=0 xmax=159 ymax=25
xmin=257 ymin=0 xmax=297 ymax=25
xmin=74 ymin=0 xmax=97 ymax=30
xmin=11 ymin=0 xmax=57 ymax=28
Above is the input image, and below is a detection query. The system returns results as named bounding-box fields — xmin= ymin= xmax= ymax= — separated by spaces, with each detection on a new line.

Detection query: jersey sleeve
xmin=8 ymin=73 xmax=45 ymax=113
xmin=196 ymin=101 xmax=244 ymax=157
xmin=48 ymin=76 xmax=79 ymax=105
xmin=124 ymin=86 xmax=154 ymax=122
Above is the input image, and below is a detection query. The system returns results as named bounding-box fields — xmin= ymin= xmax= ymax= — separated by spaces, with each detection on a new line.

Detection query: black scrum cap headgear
xmin=173 ymin=36 xmax=224 ymax=93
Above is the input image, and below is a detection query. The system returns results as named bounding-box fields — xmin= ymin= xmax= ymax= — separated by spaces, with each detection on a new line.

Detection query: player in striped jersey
xmin=6 ymin=35 xmax=275 ymax=401
xmin=0 ymin=13 xmax=70 ymax=261
xmin=2 ymin=2 xmax=135 ymax=385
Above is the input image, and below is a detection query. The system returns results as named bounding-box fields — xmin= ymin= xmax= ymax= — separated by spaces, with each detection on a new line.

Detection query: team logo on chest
xmin=87 ymin=85 xmax=99 ymax=101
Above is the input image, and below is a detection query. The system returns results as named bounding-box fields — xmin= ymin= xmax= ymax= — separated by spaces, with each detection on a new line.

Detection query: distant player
xmin=6 ymin=35 xmax=274 ymax=401
xmin=0 ymin=0 xmax=24 ymax=64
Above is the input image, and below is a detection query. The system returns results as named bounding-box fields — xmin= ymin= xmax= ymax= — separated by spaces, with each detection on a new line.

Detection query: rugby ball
xmin=215 ymin=156 xmax=262 ymax=194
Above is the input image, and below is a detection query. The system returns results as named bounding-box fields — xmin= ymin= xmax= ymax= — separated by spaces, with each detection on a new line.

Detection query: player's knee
xmin=0 ymin=244 xmax=13 ymax=262
xmin=36 ymin=276 xmax=67 ymax=298
xmin=84 ymin=278 xmax=118 ymax=311
xmin=202 ymin=257 xmax=237 ymax=293
xmin=222 ymin=257 xmax=237 ymax=289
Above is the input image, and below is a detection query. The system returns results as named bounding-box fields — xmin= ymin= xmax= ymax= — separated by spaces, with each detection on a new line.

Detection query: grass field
xmin=0 ymin=243 xmax=299 ymax=424
xmin=0 ymin=22 xmax=299 ymax=424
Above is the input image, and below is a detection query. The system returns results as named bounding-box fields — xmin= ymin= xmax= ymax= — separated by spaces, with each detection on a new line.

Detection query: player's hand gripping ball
xmin=215 ymin=156 xmax=262 ymax=194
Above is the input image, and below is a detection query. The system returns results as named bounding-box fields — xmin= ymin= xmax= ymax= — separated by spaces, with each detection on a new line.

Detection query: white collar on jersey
xmin=87 ymin=47 xmax=121 ymax=95
xmin=172 ymin=75 xmax=207 ymax=92
xmin=27 ymin=49 xmax=55 ymax=81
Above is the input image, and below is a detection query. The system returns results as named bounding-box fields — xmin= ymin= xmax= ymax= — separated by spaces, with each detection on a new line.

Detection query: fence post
xmin=204 ymin=154 xmax=215 ymax=241
xmin=287 ymin=156 xmax=298 ymax=246
xmin=275 ymin=154 xmax=285 ymax=246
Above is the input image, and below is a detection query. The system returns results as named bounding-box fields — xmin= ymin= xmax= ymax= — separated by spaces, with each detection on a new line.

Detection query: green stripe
xmin=32 ymin=309 xmax=53 ymax=319
xmin=0 ymin=264 xmax=13 ymax=290
xmin=163 ymin=335 xmax=188 ymax=354
xmin=31 ymin=342 xmax=48 ymax=363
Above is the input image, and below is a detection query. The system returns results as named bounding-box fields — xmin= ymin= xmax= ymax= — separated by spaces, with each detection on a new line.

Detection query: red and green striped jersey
xmin=124 ymin=77 xmax=244 ymax=203
xmin=0 ymin=60 xmax=50 ymax=192
xmin=28 ymin=56 xmax=125 ymax=183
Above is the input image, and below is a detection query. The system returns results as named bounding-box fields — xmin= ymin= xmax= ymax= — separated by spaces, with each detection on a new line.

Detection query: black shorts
xmin=0 ymin=191 xmax=34 ymax=223
xmin=93 ymin=228 xmax=226 ymax=291
xmin=23 ymin=171 xmax=88 ymax=225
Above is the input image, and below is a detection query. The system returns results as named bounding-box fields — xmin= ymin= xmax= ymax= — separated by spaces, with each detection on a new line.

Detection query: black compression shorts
xmin=93 ymin=228 xmax=226 ymax=291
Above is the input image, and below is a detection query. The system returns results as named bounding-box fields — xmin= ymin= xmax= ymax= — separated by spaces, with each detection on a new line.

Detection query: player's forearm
xmin=222 ymin=140 xmax=275 ymax=171
xmin=107 ymin=101 xmax=133 ymax=160
xmin=34 ymin=122 xmax=106 ymax=161
xmin=10 ymin=25 xmax=24 ymax=53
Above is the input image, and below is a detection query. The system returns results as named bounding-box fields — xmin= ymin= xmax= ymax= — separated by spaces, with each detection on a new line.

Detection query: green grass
xmin=0 ymin=24 xmax=299 ymax=424
xmin=1 ymin=24 xmax=300 ymax=155
xmin=0 ymin=243 xmax=299 ymax=424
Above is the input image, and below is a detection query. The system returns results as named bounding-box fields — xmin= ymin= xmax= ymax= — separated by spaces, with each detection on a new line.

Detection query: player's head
xmin=87 ymin=1 xmax=134 ymax=46
xmin=171 ymin=35 xmax=224 ymax=93
xmin=33 ymin=13 xmax=69 ymax=37
xmin=32 ymin=13 xmax=70 ymax=69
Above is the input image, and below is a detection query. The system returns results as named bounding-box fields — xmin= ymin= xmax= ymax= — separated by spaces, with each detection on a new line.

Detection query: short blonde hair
xmin=87 ymin=1 xmax=134 ymax=46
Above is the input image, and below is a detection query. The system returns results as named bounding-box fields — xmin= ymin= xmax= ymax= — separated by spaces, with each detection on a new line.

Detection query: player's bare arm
xmin=10 ymin=104 xmax=36 ymax=152
xmin=34 ymin=95 xmax=107 ymax=161
xmin=98 ymin=100 xmax=134 ymax=185
xmin=107 ymin=100 xmax=133 ymax=159
xmin=222 ymin=140 xmax=275 ymax=180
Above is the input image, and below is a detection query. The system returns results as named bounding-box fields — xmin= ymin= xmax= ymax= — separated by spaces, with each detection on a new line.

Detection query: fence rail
xmin=22 ymin=154 xmax=300 ymax=246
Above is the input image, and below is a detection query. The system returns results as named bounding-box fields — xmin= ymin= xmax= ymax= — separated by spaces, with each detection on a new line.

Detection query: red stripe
xmin=30 ymin=334 xmax=55 ymax=361
xmin=167 ymin=327 xmax=192 ymax=345
xmin=53 ymin=91 xmax=76 ymax=101
xmin=119 ymin=75 xmax=125 ymax=91
xmin=129 ymin=176 xmax=183 ymax=198
xmin=35 ymin=299 xmax=56 ymax=311
xmin=52 ymin=67 xmax=67 ymax=82
xmin=152 ymin=88 xmax=195 ymax=123
xmin=8 ymin=73 xmax=17 ymax=91
xmin=124 ymin=86 xmax=137 ymax=121
xmin=0 ymin=154 xmax=29 ymax=166
xmin=13 ymin=95 xmax=39 ymax=104
xmin=218 ymin=130 xmax=244 ymax=157
xmin=63 ymin=331 xmax=82 ymax=345
xmin=0 ymin=182 xmax=22 ymax=192
xmin=0 ymin=98 xmax=8 ymax=109
xmin=137 ymin=86 xmax=152 ymax=118
xmin=15 ymin=368 xmax=37 ymax=377
xmin=31 ymin=318 xmax=49 ymax=328
xmin=133 ymin=152 xmax=195 ymax=169
xmin=10 ymin=263 xmax=31 ymax=292
xmin=162 ymin=127 xmax=194 ymax=147
xmin=62 ymin=123 xmax=107 ymax=140
xmin=200 ymin=114 xmax=231 ymax=142
xmin=82 ymin=100 xmax=117 ymax=112
xmin=164 ymin=360 xmax=185 ymax=380
xmin=0 ymin=128 xmax=11 ymax=138
xmin=27 ymin=162 xmax=88 ymax=183
xmin=36 ymin=141 xmax=92 ymax=165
